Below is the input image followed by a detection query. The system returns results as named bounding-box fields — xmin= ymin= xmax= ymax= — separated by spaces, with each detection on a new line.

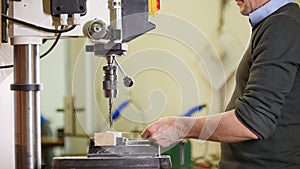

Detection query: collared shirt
xmin=249 ymin=0 xmax=295 ymax=27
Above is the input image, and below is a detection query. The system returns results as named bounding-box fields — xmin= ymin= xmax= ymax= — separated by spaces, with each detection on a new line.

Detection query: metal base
xmin=52 ymin=156 xmax=171 ymax=169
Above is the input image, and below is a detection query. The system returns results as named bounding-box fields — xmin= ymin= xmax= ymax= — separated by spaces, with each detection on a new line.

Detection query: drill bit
xmin=109 ymin=98 xmax=113 ymax=129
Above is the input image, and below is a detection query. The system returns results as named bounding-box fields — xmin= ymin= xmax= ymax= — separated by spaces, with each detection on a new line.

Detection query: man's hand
xmin=141 ymin=110 xmax=259 ymax=147
xmin=141 ymin=116 xmax=196 ymax=147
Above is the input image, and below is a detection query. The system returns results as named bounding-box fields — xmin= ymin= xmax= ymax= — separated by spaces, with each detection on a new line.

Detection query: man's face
xmin=235 ymin=0 xmax=270 ymax=15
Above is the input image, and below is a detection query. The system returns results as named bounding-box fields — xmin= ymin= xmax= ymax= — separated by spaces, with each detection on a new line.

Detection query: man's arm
xmin=141 ymin=109 xmax=258 ymax=147
xmin=188 ymin=109 xmax=258 ymax=142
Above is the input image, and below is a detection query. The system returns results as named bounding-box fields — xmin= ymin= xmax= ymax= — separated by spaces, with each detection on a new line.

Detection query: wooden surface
xmin=41 ymin=136 xmax=64 ymax=147
xmin=94 ymin=132 xmax=117 ymax=146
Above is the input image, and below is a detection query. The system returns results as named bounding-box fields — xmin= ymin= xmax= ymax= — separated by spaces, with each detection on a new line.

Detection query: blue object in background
xmin=41 ymin=115 xmax=46 ymax=125
xmin=112 ymin=100 xmax=130 ymax=120
xmin=112 ymin=101 xmax=206 ymax=120
xmin=182 ymin=104 xmax=206 ymax=117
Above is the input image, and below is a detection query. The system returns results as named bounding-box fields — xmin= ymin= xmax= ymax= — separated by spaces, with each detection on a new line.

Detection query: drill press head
xmin=84 ymin=0 xmax=156 ymax=128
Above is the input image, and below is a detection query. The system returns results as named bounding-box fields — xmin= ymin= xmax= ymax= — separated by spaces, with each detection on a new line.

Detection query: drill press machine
xmin=5 ymin=0 xmax=170 ymax=168
xmin=53 ymin=0 xmax=171 ymax=168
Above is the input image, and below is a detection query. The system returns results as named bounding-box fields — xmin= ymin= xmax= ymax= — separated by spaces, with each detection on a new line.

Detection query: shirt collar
xmin=249 ymin=0 xmax=295 ymax=27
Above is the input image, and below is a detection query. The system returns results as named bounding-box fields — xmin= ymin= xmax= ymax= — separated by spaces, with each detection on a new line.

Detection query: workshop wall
xmin=40 ymin=39 xmax=68 ymax=137
xmin=0 ymin=44 xmax=14 ymax=169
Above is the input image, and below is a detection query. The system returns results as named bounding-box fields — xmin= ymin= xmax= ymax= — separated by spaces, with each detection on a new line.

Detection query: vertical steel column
xmin=12 ymin=44 xmax=41 ymax=169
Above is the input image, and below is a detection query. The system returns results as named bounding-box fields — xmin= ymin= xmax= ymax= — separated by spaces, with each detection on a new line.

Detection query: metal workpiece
xmin=12 ymin=45 xmax=42 ymax=169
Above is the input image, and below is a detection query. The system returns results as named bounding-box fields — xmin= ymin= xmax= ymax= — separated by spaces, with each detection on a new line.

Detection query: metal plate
xmin=52 ymin=156 xmax=172 ymax=169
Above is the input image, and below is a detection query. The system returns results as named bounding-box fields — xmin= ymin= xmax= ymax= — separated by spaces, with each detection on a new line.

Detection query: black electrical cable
xmin=1 ymin=14 xmax=77 ymax=33
xmin=0 ymin=26 xmax=66 ymax=69
xmin=0 ymin=14 xmax=78 ymax=69
xmin=0 ymin=64 xmax=13 ymax=69
xmin=40 ymin=26 xmax=64 ymax=59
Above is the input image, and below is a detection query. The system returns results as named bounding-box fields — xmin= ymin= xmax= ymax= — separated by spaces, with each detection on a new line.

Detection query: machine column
xmin=12 ymin=44 xmax=42 ymax=169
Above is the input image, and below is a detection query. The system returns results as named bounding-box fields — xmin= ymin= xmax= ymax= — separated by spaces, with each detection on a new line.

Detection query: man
xmin=142 ymin=0 xmax=300 ymax=168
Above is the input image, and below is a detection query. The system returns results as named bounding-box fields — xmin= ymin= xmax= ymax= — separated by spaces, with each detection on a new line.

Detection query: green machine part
xmin=162 ymin=140 xmax=192 ymax=169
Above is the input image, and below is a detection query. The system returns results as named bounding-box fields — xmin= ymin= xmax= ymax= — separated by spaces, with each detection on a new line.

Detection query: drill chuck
xmin=103 ymin=65 xmax=118 ymax=98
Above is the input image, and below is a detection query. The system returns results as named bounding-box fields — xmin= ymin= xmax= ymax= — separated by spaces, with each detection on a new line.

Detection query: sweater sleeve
xmin=235 ymin=15 xmax=300 ymax=139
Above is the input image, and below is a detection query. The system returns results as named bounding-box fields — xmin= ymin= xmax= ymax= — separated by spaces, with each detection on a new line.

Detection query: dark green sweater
xmin=220 ymin=3 xmax=300 ymax=169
